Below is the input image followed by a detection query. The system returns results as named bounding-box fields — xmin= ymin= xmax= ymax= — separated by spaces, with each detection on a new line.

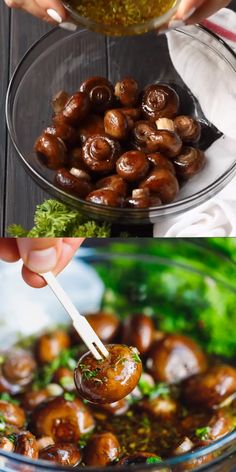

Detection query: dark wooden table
xmin=1 ymin=1 xmax=236 ymax=237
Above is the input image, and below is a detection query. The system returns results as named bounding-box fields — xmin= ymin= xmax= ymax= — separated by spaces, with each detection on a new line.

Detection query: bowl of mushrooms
xmin=6 ymin=25 xmax=236 ymax=224
xmin=1 ymin=242 xmax=236 ymax=471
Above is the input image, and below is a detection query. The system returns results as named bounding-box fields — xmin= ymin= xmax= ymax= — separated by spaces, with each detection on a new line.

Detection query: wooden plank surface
xmin=0 ymin=4 xmax=10 ymax=236
xmin=1 ymin=2 xmax=236 ymax=235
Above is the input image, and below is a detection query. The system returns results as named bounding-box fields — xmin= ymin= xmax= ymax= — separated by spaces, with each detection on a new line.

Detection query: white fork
xmin=40 ymin=271 xmax=109 ymax=361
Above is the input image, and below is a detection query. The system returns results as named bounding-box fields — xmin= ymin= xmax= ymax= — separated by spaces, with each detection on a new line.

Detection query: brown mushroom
xmin=141 ymin=84 xmax=180 ymax=121
xmin=86 ymin=189 xmax=123 ymax=207
xmin=1 ymin=349 xmax=36 ymax=390
xmin=146 ymin=334 xmax=207 ymax=383
xmin=122 ymin=314 xmax=155 ymax=354
xmin=115 ymin=77 xmax=139 ymax=107
xmin=0 ymin=400 xmax=25 ymax=428
xmin=52 ymin=90 xmax=69 ymax=115
xmin=116 ymin=151 xmax=149 ymax=182
xmin=53 ymin=368 xmax=75 ymax=391
xmin=79 ymin=114 xmax=105 ymax=143
xmin=182 ymin=365 xmax=236 ymax=408
xmin=62 ymin=92 xmax=90 ymax=125
xmin=97 ymin=398 xmax=129 ymax=416
xmin=84 ymin=432 xmax=120 ymax=466
xmin=82 ymin=134 xmax=121 ymax=173
xmin=68 ymin=147 xmax=86 ymax=169
xmin=34 ymin=133 xmax=67 ymax=170
xmin=147 ymin=153 xmax=175 ymax=174
xmin=140 ymin=396 xmax=177 ymax=418
xmin=172 ymin=437 xmax=194 ymax=456
xmin=144 ymin=130 xmax=182 ymax=158
xmin=22 ymin=389 xmax=51 ymax=412
xmin=126 ymin=189 xmax=152 ymax=209
xmin=39 ymin=443 xmax=81 ymax=466
xmin=36 ymin=330 xmax=70 ymax=364
xmin=75 ymin=344 xmax=142 ymax=404
xmin=0 ymin=437 xmax=14 ymax=452
xmin=55 ymin=168 xmax=93 ymax=198
xmin=37 ymin=436 xmax=54 ymax=451
xmin=96 ymin=175 xmax=128 ymax=197
xmin=14 ymin=431 xmax=39 ymax=459
xmin=132 ymin=120 xmax=157 ymax=152
xmin=174 ymin=147 xmax=206 ymax=179
xmin=140 ymin=168 xmax=179 ymax=204
xmin=174 ymin=116 xmax=201 ymax=143
xmin=48 ymin=113 xmax=79 ymax=146
xmin=85 ymin=312 xmax=120 ymax=343
xmin=80 ymin=77 xmax=114 ymax=113
xmin=30 ymin=397 xmax=95 ymax=442
xmin=121 ymin=108 xmax=141 ymax=121
xmin=104 ymin=109 xmax=134 ymax=141
xmin=207 ymin=410 xmax=233 ymax=440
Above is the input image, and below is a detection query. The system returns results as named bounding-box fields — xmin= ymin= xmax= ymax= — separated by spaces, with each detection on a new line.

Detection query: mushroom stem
xmin=156 ymin=118 xmax=175 ymax=132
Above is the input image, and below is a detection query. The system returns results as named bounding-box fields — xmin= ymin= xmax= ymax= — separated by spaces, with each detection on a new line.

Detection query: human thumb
xmin=17 ymin=238 xmax=63 ymax=273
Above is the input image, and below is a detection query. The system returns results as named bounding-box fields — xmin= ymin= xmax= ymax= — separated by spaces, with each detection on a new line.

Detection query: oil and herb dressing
xmin=66 ymin=0 xmax=176 ymax=27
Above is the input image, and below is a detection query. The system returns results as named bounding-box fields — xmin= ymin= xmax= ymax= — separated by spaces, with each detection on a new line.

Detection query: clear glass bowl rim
xmin=1 ymin=245 xmax=236 ymax=471
xmin=5 ymin=25 xmax=236 ymax=223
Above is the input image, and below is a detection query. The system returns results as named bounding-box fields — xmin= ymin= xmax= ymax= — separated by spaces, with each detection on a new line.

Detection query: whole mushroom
xmin=34 ymin=133 xmax=67 ymax=170
xmin=142 ymin=84 xmax=180 ymax=121
xmin=80 ymin=77 xmax=114 ymax=113
xmin=82 ymin=134 xmax=121 ymax=173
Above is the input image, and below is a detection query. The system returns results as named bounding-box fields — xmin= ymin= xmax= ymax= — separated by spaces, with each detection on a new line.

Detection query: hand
xmin=174 ymin=0 xmax=231 ymax=24
xmin=0 ymin=238 xmax=84 ymax=288
xmin=3 ymin=0 xmax=76 ymax=30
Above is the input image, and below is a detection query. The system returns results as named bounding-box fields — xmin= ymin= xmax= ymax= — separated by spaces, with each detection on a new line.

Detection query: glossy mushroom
xmin=116 ymin=151 xmax=149 ymax=182
xmin=83 ymin=432 xmax=120 ymax=466
xmin=174 ymin=147 xmax=206 ymax=179
xmin=182 ymin=365 xmax=236 ymax=408
xmin=79 ymin=114 xmax=105 ymax=143
xmin=22 ymin=389 xmax=51 ymax=411
xmin=86 ymin=312 xmax=120 ymax=343
xmin=140 ymin=168 xmax=179 ymax=204
xmin=132 ymin=120 xmax=157 ymax=152
xmin=62 ymin=92 xmax=90 ymax=125
xmin=82 ymin=134 xmax=121 ymax=173
xmin=147 ymin=153 xmax=175 ymax=174
xmin=174 ymin=116 xmax=201 ymax=143
xmin=39 ymin=443 xmax=81 ymax=466
xmin=146 ymin=334 xmax=207 ymax=383
xmin=97 ymin=398 xmax=129 ymax=416
xmin=55 ymin=168 xmax=93 ymax=198
xmin=30 ymin=397 xmax=95 ymax=442
xmin=115 ymin=77 xmax=139 ymax=107
xmin=1 ymin=349 xmax=36 ymax=391
xmin=80 ymin=77 xmax=114 ymax=113
xmin=34 ymin=133 xmax=67 ymax=170
xmin=86 ymin=189 xmax=123 ymax=207
xmin=126 ymin=189 xmax=158 ymax=209
xmin=122 ymin=314 xmax=155 ymax=354
xmin=96 ymin=175 xmax=128 ymax=197
xmin=74 ymin=344 xmax=142 ymax=404
xmin=104 ymin=109 xmax=134 ymax=141
xmin=142 ymin=84 xmax=179 ymax=121
xmin=0 ymin=437 xmax=14 ymax=452
xmin=36 ymin=330 xmax=70 ymax=364
xmin=0 ymin=400 xmax=25 ymax=428
xmin=140 ymin=396 xmax=177 ymax=418
xmin=144 ymin=130 xmax=182 ymax=158
xmin=14 ymin=432 xmax=39 ymax=459
xmin=48 ymin=113 xmax=79 ymax=146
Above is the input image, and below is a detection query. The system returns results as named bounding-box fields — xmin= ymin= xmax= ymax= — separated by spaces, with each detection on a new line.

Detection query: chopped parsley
xmin=0 ymin=393 xmax=19 ymax=406
xmin=0 ymin=415 xmax=6 ymax=432
xmin=195 ymin=426 xmax=211 ymax=441
xmin=78 ymin=364 xmax=102 ymax=381
xmin=138 ymin=378 xmax=170 ymax=399
xmin=7 ymin=434 xmax=16 ymax=444
xmin=33 ymin=347 xmax=78 ymax=390
xmin=131 ymin=350 xmax=141 ymax=364
xmin=64 ymin=392 xmax=76 ymax=402
xmin=78 ymin=433 xmax=92 ymax=449
xmin=60 ymin=376 xmax=75 ymax=390
xmin=146 ymin=456 xmax=162 ymax=464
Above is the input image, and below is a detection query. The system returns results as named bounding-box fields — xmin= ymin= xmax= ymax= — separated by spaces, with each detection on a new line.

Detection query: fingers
xmin=4 ymin=0 xmax=67 ymax=23
xmin=0 ymin=238 xmax=20 ymax=263
xmin=17 ymin=238 xmax=63 ymax=273
xmin=21 ymin=238 xmax=84 ymax=288
xmin=175 ymin=0 xmax=230 ymax=23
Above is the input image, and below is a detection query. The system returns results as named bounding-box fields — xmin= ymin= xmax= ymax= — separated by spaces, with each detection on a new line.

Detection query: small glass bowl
xmin=62 ymin=0 xmax=181 ymax=36
xmin=6 ymin=25 xmax=236 ymax=225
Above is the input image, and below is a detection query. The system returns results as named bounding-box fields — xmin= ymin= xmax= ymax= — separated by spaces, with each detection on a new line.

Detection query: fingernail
xmin=59 ymin=21 xmax=77 ymax=31
xmin=47 ymin=8 xmax=62 ymax=23
xmin=27 ymin=248 xmax=58 ymax=273
xmin=182 ymin=7 xmax=196 ymax=21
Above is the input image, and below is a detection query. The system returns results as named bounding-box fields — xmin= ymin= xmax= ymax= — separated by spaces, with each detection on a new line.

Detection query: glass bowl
xmin=0 ymin=240 xmax=236 ymax=471
xmin=62 ymin=0 xmax=180 ymax=36
xmin=6 ymin=25 xmax=236 ymax=225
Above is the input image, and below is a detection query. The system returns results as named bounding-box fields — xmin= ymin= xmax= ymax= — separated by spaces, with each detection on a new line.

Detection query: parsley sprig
xmin=138 ymin=377 xmax=170 ymax=399
xmin=33 ymin=347 xmax=78 ymax=390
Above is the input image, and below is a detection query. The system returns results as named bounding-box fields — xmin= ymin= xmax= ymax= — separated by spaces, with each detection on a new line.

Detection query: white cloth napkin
xmin=154 ymin=8 xmax=236 ymax=237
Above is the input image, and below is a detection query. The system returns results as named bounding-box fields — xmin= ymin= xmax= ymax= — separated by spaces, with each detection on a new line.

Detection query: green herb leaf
xmin=195 ymin=426 xmax=211 ymax=440
xmin=138 ymin=378 xmax=170 ymax=399
xmin=32 ymin=347 xmax=78 ymax=390
xmin=146 ymin=456 xmax=162 ymax=464
xmin=60 ymin=376 xmax=75 ymax=390
xmin=64 ymin=392 xmax=76 ymax=401
xmin=8 ymin=199 xmax=112 ymax=238
xmin=78 ymin=433 xmax=92 ymax=449
xmin=131 ymin=349 xmax=141 ymax=363
xmin=7 ymin=434 xmax=16 ymax=444
xmin=0 ymin=415 xmax=6 ymax=432
xmin=78 ymin=364 xmax=102 ymax=381
xmin=0 ymin=393 xmax=19 ymax=405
